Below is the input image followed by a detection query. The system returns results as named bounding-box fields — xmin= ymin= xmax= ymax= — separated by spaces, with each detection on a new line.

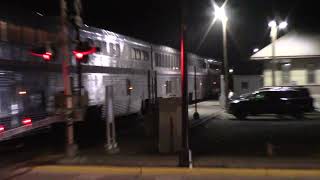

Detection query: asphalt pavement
xmin=3 ymin=100 xmax=320 ymax=179
xmin=191 ymin=109 xmax=320 ymax=156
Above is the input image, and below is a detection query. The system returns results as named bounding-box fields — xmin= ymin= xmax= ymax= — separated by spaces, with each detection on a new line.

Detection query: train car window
xmin=155 ymin=53 xmax=160 ymax=66
xmin=163 ymin=55 xmax=167 ymax=67
xmin=0 ymin=89 xmax=10 ymax=115
xmin=171 ymin=56 xmax=175 ymax=68
xmin=0 ymin=21 xmax=8 ymax=42
xmin=141 ymin=51 xmax=147 ymax=61
xmin=126 ymin=79 xmax=132 ymax=96
xmin=135 ymin=49 xmax=141 ymax=60
xmin=168 ymin=55 xmax=171 ymax=67
xmin=158 ymin=53 xmax=162 ymax=66
xmin=115 ymin=44 xmax=120 ymax=57
xmin=140 ymin=50 xmax=144 ymax=60
xmin=109 ymin=43 xmax=115 ymax=56
xmin=131 ymin=48 xmax=135 ymax=59
xmin=203 ymin=60 xmax=207 ymax=69
xmin=165 ymin=81 xmax=172 ymax=94
xmin=93 ymin=40 xmax=102 ymax=54
xmin=161 ymin=54 xmax=164 ymax=67
xmin=100 ymin=41 xmax=107 ymax=55
xmin=174 ymin=56 xmax=178 ymax=68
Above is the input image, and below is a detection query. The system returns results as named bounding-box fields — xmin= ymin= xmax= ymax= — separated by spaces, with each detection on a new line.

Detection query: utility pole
xmin=60 ymin=0 xmax=77 ymax=157
xmin=72 ymin=0 xmax=84 ymax=105
xmin=222 ymin=19 xmax=229 ymax=109
xmin=179 ymin=0 xmax=192 ymax=168
xmin=270 ymin=26 xmax=277 ymax=86
xmin=193 ymin=66 xmax=199 ymax=120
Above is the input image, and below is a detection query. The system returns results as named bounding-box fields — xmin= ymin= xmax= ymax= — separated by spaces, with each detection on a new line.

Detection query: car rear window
xmin=277 ymin=89 xmax=310 ymax=98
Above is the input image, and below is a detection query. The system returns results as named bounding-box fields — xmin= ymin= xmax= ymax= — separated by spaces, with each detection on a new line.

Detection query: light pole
xmin=268 ymin=20 xmax=288 ymax=86
xmin=214 ymin=4 xmax=229 ymax=108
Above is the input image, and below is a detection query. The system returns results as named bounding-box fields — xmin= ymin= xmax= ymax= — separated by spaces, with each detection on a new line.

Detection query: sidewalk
xmin=188 ymin=100 xmax=223 ymax=127
xmin=16 ymin=165 xmax=320 ymax=179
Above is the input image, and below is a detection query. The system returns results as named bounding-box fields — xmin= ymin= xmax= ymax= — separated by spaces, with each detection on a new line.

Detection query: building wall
xmin=262 ymin=59 xmax=320 ymax=109
xmin=290 ymin=69 xmax=306 ymax=85
xmin=263 ymin=60 xmax=319 ymax=84
xmin=233 ymin=75 xmax=263 ymax=97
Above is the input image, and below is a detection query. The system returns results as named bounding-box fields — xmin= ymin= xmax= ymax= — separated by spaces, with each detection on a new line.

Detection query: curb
xmin=32 ymin=165 xmax=320 ymax=177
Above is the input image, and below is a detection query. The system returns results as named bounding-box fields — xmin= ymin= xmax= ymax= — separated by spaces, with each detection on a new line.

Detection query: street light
xmin=214 ymin=4 xmax=229 ymax=109
xmin=268 ymin=20 xmax=288 ymax=86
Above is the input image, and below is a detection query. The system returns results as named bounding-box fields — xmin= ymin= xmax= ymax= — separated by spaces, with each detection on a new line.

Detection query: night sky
xmin=1 ymin=0 xmax=320 ymax=65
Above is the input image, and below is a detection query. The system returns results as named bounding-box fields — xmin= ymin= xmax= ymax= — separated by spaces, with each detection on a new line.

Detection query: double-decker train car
xmin=80 ymin=26 xmax=221 ymax=116
xmin=0 ymin=21 xmax=221 ymax=132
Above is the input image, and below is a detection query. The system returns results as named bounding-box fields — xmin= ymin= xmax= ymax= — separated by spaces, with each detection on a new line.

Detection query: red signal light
xmin=22 ymin=118 xmax=32 ymax=126
xmin=72 ymin=47 xmax=97 ymax=61
xmin=42 ymin=52 xmax=52 ymax=61
xmin=75 ymin=52 xmax=84 ymax=59
xmin=0 ymin=125 xmax=4 ymax=133
xmin=31 ymin=51 xmax=52 ymax=61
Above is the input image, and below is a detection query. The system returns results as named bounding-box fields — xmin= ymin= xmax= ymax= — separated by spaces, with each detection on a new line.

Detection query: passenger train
xmin=0 ymin=22 xmax=221 ymax=130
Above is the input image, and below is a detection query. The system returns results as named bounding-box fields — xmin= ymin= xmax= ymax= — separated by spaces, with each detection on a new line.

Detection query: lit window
xmin=127 ymin=79 xmax=132 ymax=96
xmin=281 ymin=63 xmax=291 ymax=85
xmin=307 ymin=63 xmax=316 ymax=84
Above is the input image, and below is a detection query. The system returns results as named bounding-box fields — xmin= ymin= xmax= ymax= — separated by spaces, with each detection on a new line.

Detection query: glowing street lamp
xmin=214 ymin=4 xmax=228 ymax=22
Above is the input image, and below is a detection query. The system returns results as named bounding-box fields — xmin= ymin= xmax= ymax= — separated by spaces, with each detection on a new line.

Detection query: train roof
xmin=81 ymin=25 xmax=151 ymax=48
xmin=81 ymin=25 xmax=220 ymax=63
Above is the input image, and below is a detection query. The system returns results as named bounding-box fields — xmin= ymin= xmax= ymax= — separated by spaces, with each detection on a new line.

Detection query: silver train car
xmin=0 ymin=24 xmax=221 ymax=130
xmin=79 ymin=26 xmax=221 ymax=116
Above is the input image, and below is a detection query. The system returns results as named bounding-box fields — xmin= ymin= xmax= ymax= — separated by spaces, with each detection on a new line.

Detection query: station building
xmin=251 ymin=30 xmax=320 ymax=104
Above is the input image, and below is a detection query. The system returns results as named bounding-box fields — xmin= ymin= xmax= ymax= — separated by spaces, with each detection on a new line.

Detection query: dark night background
xmin=1 ymin=0 xmax=319 ymax=66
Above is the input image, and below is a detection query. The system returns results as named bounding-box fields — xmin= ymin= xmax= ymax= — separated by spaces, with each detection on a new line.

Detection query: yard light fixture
xmin=268 ymin=20 xmax=277 ymax=28
xmin=279 ymin=21 xmax=288 ymax=29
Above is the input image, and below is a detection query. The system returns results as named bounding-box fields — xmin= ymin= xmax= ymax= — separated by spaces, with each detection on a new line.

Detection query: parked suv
xmin=229 ymin=86 xmax=314 ymax=119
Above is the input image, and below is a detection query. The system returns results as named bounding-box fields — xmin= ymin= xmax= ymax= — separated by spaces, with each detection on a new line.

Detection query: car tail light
xmin=22 ymin=118 xmax=32 ymax=126
xmin=0 ymin=125 xmax=4 ymax=133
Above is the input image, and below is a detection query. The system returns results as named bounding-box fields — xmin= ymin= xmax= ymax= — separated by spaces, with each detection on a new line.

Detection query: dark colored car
xmin=228 ymin=87 xmax=314 ymax=119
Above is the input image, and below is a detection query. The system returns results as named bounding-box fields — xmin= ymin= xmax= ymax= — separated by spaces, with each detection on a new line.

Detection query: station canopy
xmin=251 ymin=31 xmax=320 ymax=60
